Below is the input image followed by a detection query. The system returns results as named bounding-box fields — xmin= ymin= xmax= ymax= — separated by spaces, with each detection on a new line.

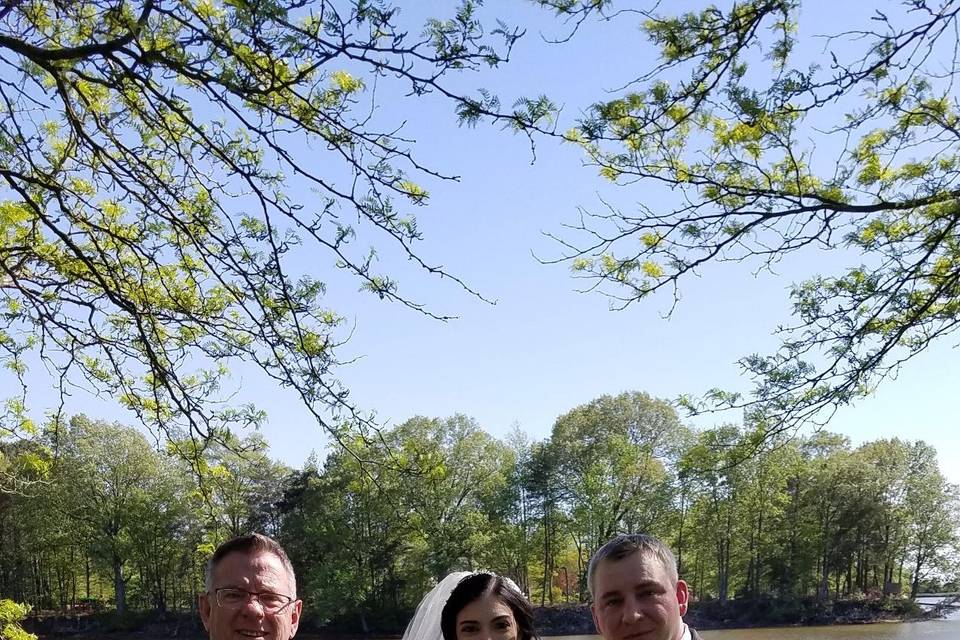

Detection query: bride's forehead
xmin=457 ymin=594 xmax=514 ymax=620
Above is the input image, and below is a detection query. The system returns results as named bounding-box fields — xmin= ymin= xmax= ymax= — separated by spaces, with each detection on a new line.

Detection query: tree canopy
xmin=2 ymin=403 xmax=957 ymax=627
xmin=0 ymin=0 xmax=534 ymax=456
xmin=545 ymin=0 xmax=960 ymax=434
xmin=7 ymin=0 xmax=955 ymax=464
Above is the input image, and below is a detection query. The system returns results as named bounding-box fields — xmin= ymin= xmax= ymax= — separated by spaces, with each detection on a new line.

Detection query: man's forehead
xmin=213 ymin=551 xmax=288 ymax=582
xmin=594 ymin=551 xmax=670 ymax=590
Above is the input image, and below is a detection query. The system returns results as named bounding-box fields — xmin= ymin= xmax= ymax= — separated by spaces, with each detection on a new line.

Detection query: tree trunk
xmin=113 ymin=554 xmax=127 ymax=616
xmin=910 ymin=546 xmax=925 ymax=599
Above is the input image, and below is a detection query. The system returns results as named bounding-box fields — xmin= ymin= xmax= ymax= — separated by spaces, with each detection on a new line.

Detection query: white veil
xmin=402 ymin=572 xmax=473 ymax=640
xmin=401 ymin=572 xmax=524 ymax=640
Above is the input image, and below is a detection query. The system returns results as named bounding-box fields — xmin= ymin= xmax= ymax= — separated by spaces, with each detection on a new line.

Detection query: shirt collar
xmin=679 ymin=623 xmax=691 ymax=640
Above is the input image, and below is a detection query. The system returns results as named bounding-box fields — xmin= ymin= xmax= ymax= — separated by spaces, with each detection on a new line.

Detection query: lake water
xmin=38 ymin=617 xmax=960 ymax=640
xmin=550 ymin=613 xmax=960 ymax=640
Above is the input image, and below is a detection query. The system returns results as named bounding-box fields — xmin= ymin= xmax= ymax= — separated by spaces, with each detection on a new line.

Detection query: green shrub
xmin=0 ymin=599 xmax=37 ymax=640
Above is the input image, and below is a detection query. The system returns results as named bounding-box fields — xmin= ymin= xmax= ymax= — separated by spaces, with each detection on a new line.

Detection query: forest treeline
xmin=1 ymin=392 xmax=958 ymax=629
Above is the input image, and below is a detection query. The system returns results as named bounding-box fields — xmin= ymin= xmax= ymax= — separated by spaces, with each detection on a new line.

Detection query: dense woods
xmin=2 ymin=393 xmax=957 ymax=629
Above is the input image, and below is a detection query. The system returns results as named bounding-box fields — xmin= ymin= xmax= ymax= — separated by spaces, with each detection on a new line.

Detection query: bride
xmin=403 ymin=572 xmax=539 ymax=640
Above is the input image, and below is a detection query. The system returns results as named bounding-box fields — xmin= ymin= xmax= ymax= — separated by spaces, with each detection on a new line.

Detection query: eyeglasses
xmin=213 ymin=587 xmax=294 ymax=613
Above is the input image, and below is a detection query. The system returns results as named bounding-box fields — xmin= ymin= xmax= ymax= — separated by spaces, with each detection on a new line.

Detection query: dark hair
xmin=204 ymin=532 xmax=297 ymax=597
xmin=440 ymin=573 xmax=537 ymax=640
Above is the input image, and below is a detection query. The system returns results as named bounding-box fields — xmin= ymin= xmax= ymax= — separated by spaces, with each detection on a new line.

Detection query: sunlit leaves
xmin=0 ymin=0 xmax=515 ymax=450
xmin=330 ymin=70 xmax=363 ymax=94
xmin=194 ymin=0 xmax=227 ymax=21
xmin=547 ymin=0 xmax=960 ymax=435
xmin=0 ymin=600 xmax=37 ymax=640
xmin=397 ymin=180 xmax=429 ymax=204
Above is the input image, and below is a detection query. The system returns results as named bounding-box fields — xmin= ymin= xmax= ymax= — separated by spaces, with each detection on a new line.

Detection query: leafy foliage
xmin=278 ymin=414 xmax=515 ymax=622
xmin=0 ymin=599 xmax=37 ymax=640
xmin=0 ymin=0 xmax=520 ymax=452
xmin=540 ymin=0 xmax=960 ymax=435
xmin=0 ymin=402 xmax=958 ymax=624
xmin=549 ymin=392 xmax=684 ymax=599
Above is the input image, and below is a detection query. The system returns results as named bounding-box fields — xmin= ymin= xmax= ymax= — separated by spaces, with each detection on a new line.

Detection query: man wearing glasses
xmin=200 ymin=533 xmax=302 ymax=640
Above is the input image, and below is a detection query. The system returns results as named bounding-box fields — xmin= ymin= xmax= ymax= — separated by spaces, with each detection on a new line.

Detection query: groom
xmin=588 ymin=534 xmax=701 ymax=640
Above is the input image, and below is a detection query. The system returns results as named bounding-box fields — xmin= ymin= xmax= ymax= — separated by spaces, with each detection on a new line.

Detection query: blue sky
xmin=13 ymin=1 xmax=960 ymax=481
xmin=257 ymin=1 xmax=960 ymax=481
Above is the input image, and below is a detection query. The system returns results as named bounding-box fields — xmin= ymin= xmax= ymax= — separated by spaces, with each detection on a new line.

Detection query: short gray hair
xmin=587 ymin=534 xmax=678 ymax=598
xmin=204 ymin=533 xmax=297 ymax=598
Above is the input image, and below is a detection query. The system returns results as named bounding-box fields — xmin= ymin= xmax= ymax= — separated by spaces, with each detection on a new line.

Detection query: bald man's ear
xmin=288 ymin=599 xmax=302 ymax=639
xmin=676 ymin=580 xmax=689 ymax=616
xmin=199 ymin=594 xmax=212 ymax=630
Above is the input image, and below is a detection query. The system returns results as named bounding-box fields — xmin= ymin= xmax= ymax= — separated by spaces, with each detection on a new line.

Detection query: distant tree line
xmin=2 ymin=393 xmax=958 ymax=628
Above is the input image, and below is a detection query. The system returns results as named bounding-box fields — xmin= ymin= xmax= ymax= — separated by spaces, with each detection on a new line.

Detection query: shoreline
xmin=530 ymin=598 xmax=932 ymax=635
xmin=26 ymin=598 xmax=937 ymax=640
